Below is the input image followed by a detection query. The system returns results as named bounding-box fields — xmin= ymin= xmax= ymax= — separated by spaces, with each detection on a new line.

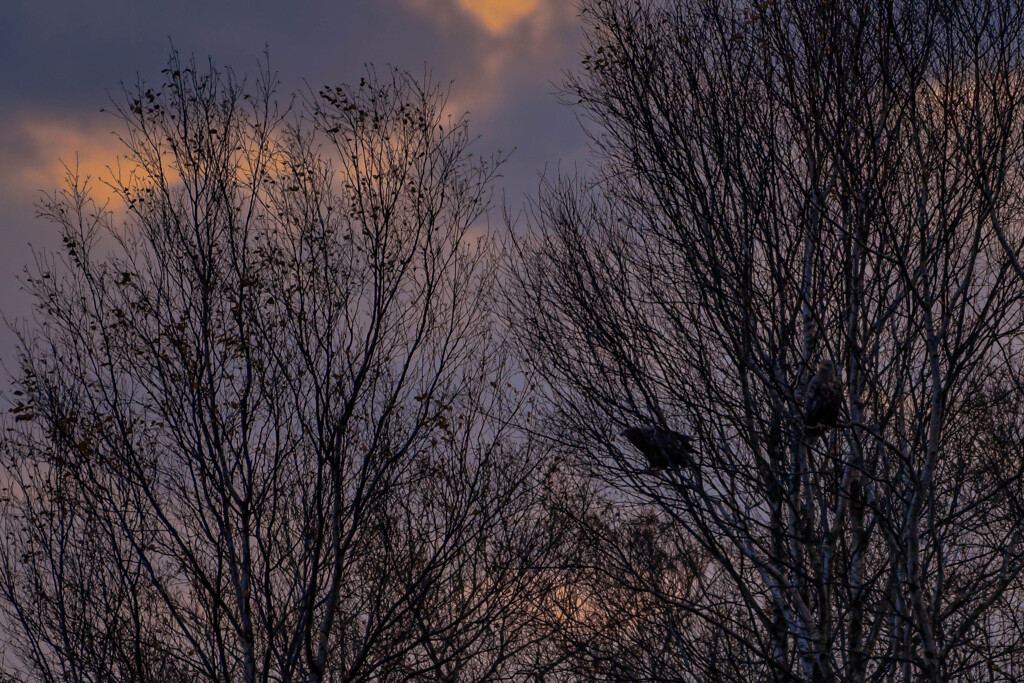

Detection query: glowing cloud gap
xmin=456 ymin=0 xmax=541 ymax=33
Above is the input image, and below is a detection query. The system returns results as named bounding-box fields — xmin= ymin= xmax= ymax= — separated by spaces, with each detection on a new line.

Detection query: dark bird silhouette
xmin=804 ymin=360 xmax=843 ymax=438
xmin=621 ymin=426 xmax=695 ymax=470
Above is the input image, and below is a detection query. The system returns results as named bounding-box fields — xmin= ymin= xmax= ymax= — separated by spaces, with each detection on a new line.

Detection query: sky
xmin=0 ymin=0 xmax=590 ymax=368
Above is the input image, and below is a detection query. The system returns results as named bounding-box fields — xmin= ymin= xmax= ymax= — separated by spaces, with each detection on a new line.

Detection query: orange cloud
xmin=456 ymin=0 xmax=541 ymax=33
xmin=7 ymin=115 xmax=125 ymax=207
xmin=3 ymin=113 xmax=286 ymax=214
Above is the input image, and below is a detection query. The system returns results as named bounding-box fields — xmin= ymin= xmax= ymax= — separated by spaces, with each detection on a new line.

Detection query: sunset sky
xmin=0 ymin=0 xmax=589 ymax=364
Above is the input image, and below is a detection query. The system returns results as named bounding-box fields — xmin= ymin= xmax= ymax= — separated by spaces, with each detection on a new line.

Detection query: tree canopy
xmin=8 ymin=0 xmax=1024 ymax=680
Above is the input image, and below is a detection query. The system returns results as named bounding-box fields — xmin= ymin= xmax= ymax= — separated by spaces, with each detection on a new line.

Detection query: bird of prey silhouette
xmin=804 ymin=360 xmax=843 ymax=438
xmin=621 ymin=426 xmax=696 ymax=470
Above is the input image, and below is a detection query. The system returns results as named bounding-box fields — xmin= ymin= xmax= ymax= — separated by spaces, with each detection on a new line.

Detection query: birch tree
xmin=510 ymin=0 xmax=1024 ymax=679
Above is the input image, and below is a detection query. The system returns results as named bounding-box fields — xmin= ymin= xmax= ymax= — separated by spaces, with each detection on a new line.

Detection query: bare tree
xmin=510 ymin=0 xmax=1024 ymax=680
xmin=0 ymin=54 xmax=560 ymax=683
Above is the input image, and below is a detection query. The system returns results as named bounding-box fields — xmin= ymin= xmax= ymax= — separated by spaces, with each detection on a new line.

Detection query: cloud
xmin=400 ymin=0 xmax=579 ymax=120
xmin=455 ymin=0 xmax=542 ymax=33
xmin=0 ymin=1 xmax=589 ymax=246
xmin=0 ymin=113 xmax=126 ymax=207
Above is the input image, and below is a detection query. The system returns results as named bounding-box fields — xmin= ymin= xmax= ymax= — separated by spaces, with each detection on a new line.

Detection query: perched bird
xmin=804 ymin=360 xmax=843 ymax=438
xmin=621 ymin=425 xmax=696 ymax=470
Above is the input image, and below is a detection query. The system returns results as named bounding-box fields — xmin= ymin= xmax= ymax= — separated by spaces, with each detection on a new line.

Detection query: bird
xmin=621 ymin=425 xmax=696 ymax=470
xmin=804 ymin=359 xmax=843 ymax=438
